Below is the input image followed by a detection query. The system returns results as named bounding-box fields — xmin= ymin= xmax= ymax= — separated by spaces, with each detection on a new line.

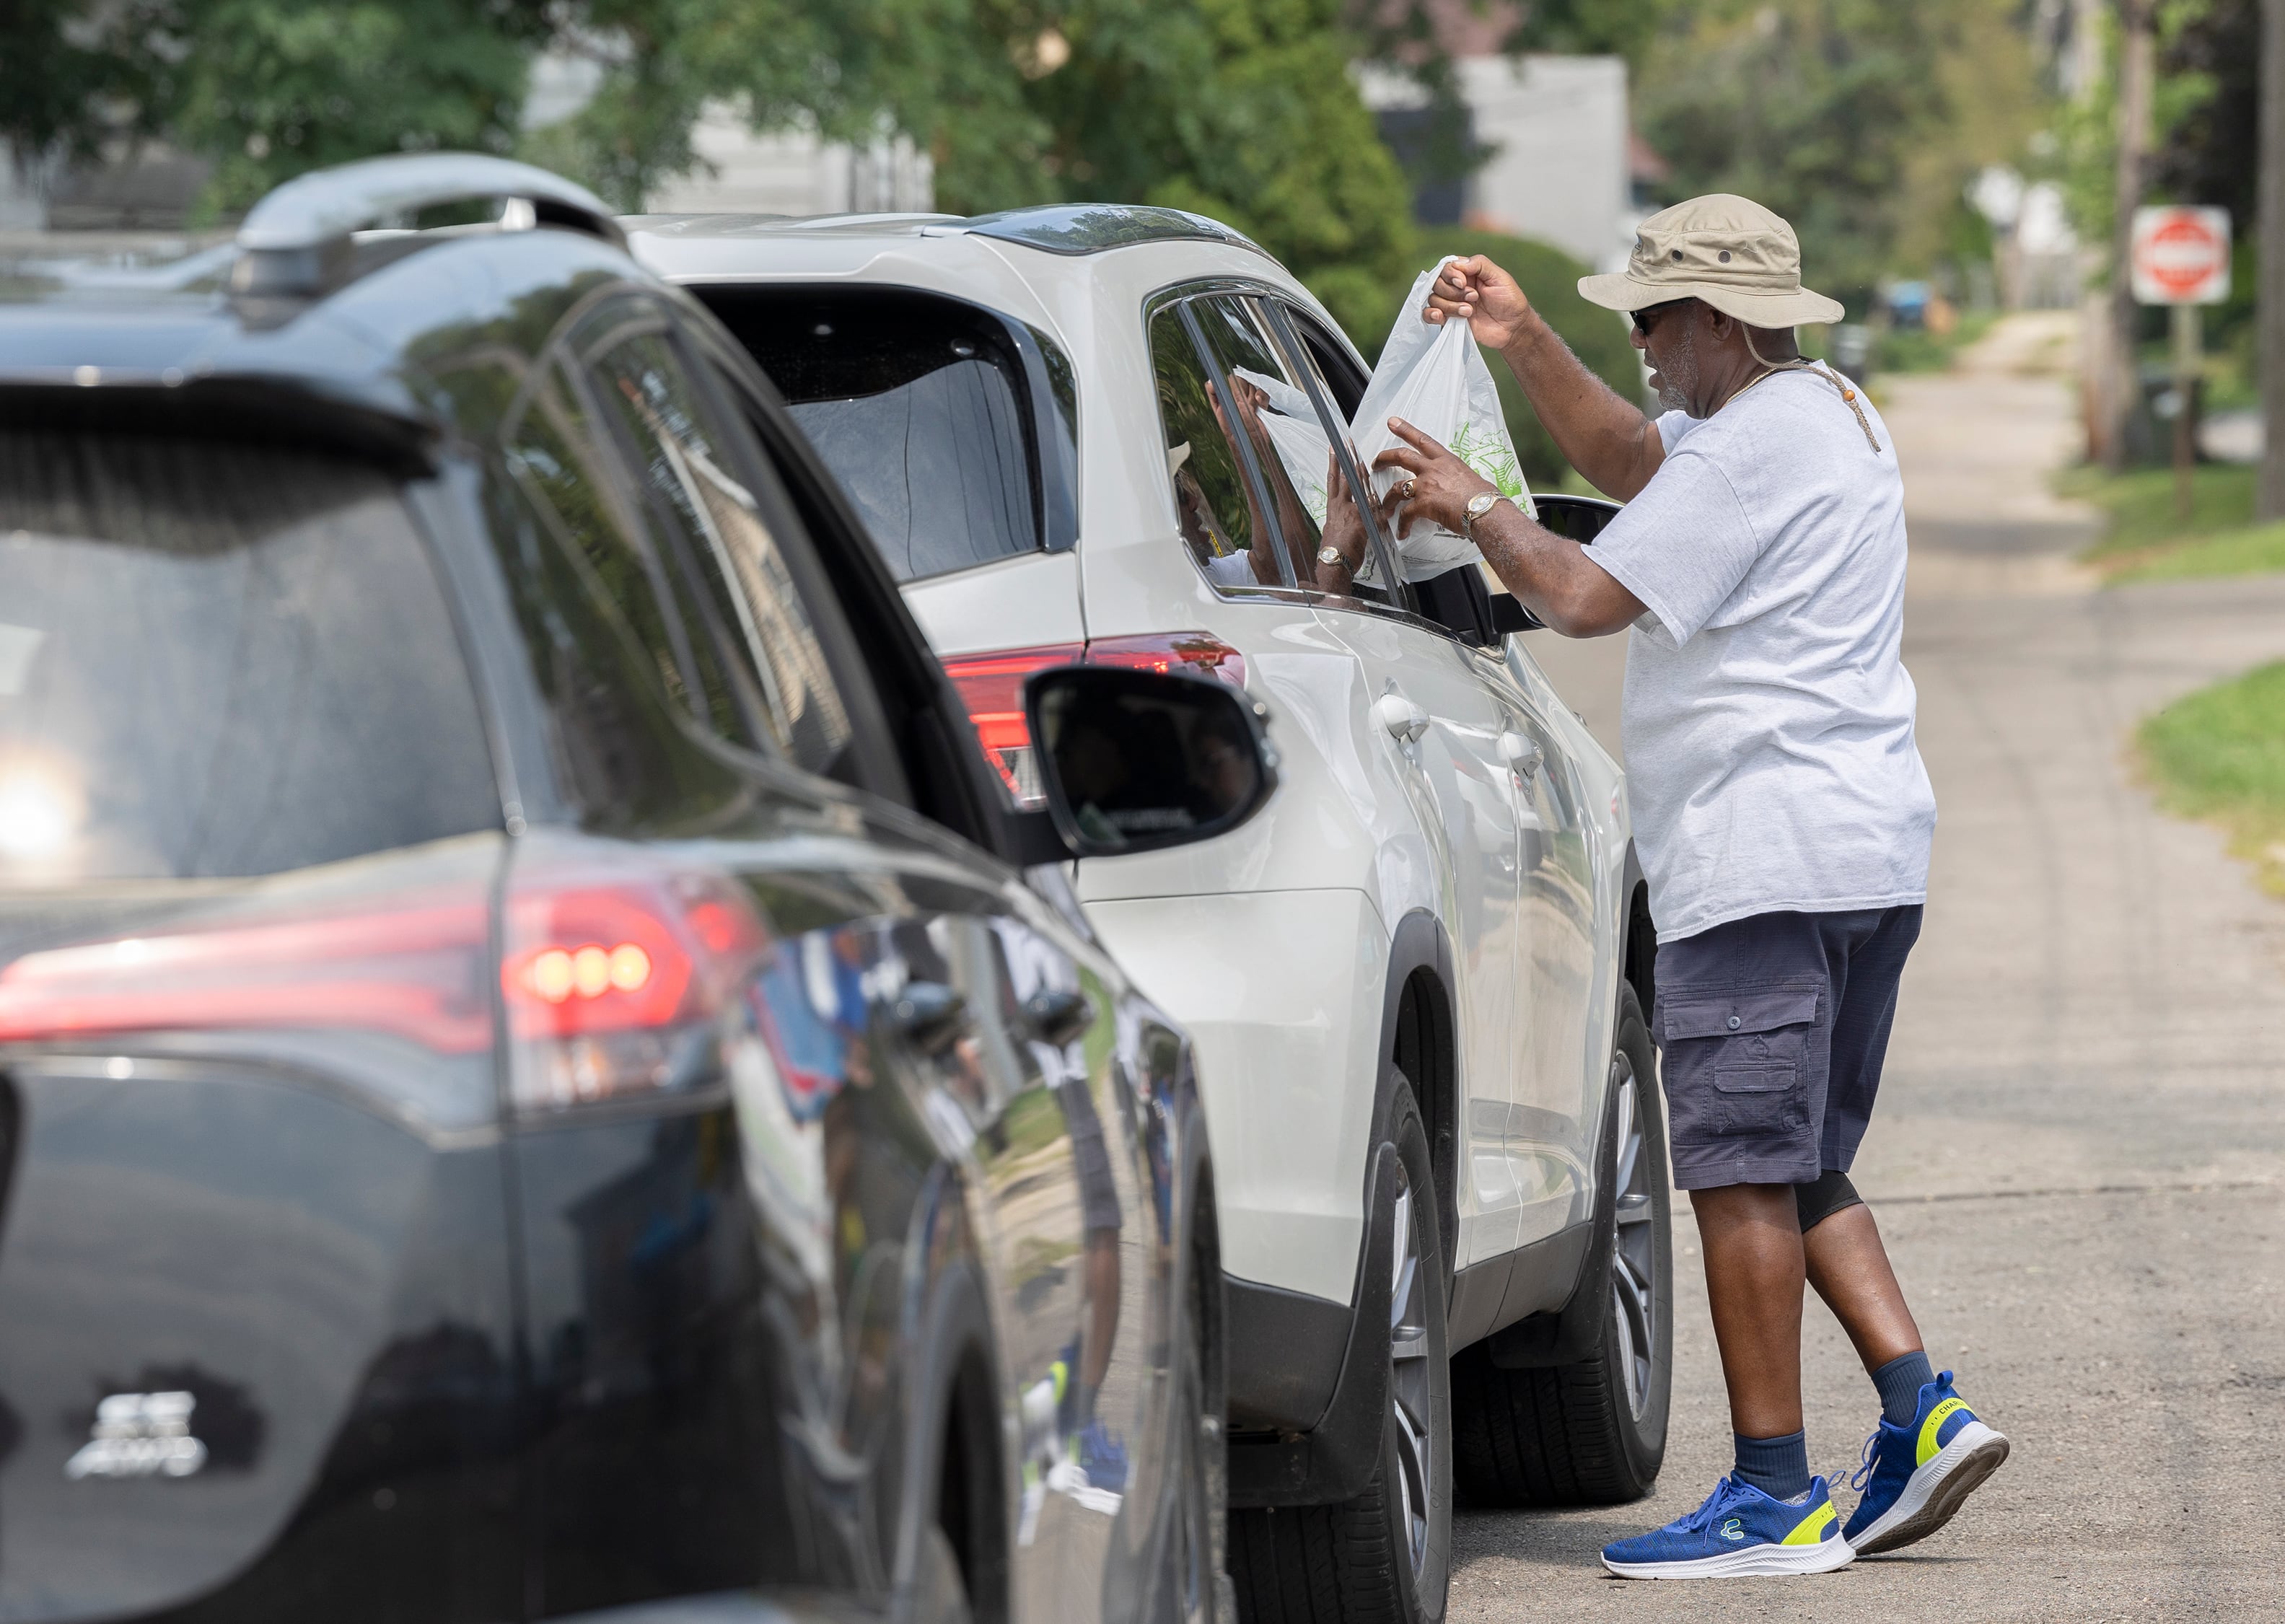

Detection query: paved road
xmin=1469 ymin=315 xmax=2285 ymax=1619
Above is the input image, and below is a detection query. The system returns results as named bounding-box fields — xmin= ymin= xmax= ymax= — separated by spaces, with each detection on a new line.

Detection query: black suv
xmin=0 ymin=155 xmax=1273 ymax=1624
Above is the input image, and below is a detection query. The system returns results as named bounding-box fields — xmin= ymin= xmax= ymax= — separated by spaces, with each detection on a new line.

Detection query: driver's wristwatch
xmin=1463 ymin=491 xmax=1512 ymax=544
xmin=1316 ymin=544 xmax=1349 ymax=574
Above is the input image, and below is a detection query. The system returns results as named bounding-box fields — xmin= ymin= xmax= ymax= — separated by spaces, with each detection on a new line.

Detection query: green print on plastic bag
xmin=1447 ymin=420 xmax=1525 ymax=500
xmin=1299 ymin=473 xmax=1328 ymax=530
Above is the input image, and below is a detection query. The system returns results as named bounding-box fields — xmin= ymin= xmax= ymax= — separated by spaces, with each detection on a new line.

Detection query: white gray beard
xmin=1655 ymin=327 xmax=1698 ymax=413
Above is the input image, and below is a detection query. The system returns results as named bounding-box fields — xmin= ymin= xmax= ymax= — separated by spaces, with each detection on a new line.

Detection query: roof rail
xmin=233 ymin=154 xmax=625 ymax=297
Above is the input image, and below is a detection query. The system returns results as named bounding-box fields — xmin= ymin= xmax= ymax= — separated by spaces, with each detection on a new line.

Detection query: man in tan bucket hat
xmin=1375 ymin=194 xmax=2008 ymax=1579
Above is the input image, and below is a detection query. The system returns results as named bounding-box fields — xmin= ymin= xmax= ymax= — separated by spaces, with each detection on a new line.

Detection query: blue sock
xmin=1873 ymin=1350 xmax=1935 ymax=1426
xmin=1732 ymin=1429 xmax=1810 ymax=1500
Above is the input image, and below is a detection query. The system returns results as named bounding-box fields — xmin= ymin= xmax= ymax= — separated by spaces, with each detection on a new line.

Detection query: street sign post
xmin=2131 ymin=205 xmax=2232 ymax=521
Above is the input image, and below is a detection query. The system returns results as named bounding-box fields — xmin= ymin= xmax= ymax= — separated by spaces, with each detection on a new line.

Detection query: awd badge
xmin=66 ymin=1391 xmax=207 ymax=1480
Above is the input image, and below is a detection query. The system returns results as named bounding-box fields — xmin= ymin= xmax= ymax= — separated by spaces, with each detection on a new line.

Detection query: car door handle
xmin=1022 ymin=986 xmax=1094 ymax=1048
xmin=888 ymin=981 xmax=970 ymax=1056
xmin=1499 ymin=732 xmax=1543 ymax=779
xmin=1375 ymin=693 xmax=1430 ymax=742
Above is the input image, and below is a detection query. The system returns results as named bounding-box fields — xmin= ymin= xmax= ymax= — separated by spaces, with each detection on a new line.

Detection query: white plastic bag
xmin=1232 ymin=367 xmax=1335 ymax=530
xmin=1351 ymin=256 xmax=1536 ymax=581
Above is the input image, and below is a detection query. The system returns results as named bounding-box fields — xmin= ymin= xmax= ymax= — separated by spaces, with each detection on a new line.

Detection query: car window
xmin=700 ymin=286 xmax=1076 ymax=584
xmin=1185 ymin=294 xmax=1333 ymax=586
xmin=1259 ymin=300 xmax=1408 ymax=612
xmin=0 ymin=431 xmax=499 ymax=885
xmin=497 ymin=372 xmax=760 ymax=835
xmin=582 ymin=321 xmax=856 ymax=780
xmin=1148 ymin=302 xmax=1290 ymax=594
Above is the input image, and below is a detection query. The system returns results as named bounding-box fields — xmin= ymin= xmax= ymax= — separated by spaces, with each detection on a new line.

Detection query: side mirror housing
xmin=1533 ymin=493 xmax=1623 ymax=543
xmin=1487 ymin=493 xmax=1626 ymax=635
xmin=1488 ymin=593 xmax=1542 ymax=634
xmin=1022 ymin=666 xmax=1279 ymax=859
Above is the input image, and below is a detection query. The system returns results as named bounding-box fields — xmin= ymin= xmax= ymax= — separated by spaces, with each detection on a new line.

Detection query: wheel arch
xmin=895 ymin=1169 xmax=1009 ymax=1624
xmin=1373 ymin=908 xmax=1458 ymax=1278
xmin=1621 ymin=842 xmax=1656 ymax=1023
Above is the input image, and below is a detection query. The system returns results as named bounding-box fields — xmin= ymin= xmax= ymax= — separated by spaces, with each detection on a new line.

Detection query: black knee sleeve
xmin=1794 ymin=1169 xmax=1863 ymax=1232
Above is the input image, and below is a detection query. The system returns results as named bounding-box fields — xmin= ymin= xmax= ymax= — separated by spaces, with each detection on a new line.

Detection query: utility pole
xmin=2261 ymin=0 xmax=2285 ymax=517
xmin=2102 ymin=0 xmax=2156 ymax=470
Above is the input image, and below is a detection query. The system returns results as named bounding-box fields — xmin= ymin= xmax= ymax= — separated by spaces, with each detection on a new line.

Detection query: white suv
xmin=632 ymin=205 xmax=1675 ymax=1623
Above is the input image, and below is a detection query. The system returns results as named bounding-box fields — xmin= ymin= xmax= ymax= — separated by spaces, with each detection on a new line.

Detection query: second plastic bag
xmin=1351 ymin=256 xmax=1536 ymax=581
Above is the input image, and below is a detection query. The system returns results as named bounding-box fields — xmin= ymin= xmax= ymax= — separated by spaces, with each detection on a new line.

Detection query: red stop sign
xmin=2131 ymin=206 xmax=2231 ymax=304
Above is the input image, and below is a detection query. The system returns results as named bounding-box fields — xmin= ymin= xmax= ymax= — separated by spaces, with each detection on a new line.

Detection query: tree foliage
xmin=1633 ymin=0 xmax=2039 ymax=304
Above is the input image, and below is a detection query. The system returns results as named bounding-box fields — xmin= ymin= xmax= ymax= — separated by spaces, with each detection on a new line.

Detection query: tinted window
xmin=703 ymin=288 xmax=1074 ymax=583
xmin=509 ymin=364 xmax=711 ymax=722
xmin=1188 ymin=294 xmax=1329 ymax=578
xmin=583 ymin=323 xmax=856 ymax=778
xmin=1261 ymin=301 xmax=1407 ymax=610
xmin=1149 ymin=304 xmax=1282 ymax=592
xmin=0 ymin=432 xmax=498 ymax=885
xmin=499 ymin=377 xmax=758 ymax=834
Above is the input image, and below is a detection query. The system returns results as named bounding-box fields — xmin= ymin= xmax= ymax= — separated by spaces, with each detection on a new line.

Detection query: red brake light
xmin=941 ymin=633 xmax=1246 ymax=809
xmin=0 ymin=850 xmax=774 ymax=1122
xmin=0 ymin=894 xmax=494 ymax=1053
xmin=500 ymin=862 xmax=768 ymax=1112
xmin=941 ymin=642 xmax=1086 ymax=807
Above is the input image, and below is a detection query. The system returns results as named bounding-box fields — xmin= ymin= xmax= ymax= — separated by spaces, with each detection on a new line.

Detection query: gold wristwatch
xmin=1463 ymin=491 xmax=1510 ymax=545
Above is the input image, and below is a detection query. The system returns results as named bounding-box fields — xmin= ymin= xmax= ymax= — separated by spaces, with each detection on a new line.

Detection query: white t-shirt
xmin=1586 ymin=368 xmax=1936 ymax=944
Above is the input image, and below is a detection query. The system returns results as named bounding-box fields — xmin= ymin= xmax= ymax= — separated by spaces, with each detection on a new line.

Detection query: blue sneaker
xmin=1074 ymin=1419 xmax=1129 ymax=1493
xmin=1601 ymin=1475 xmax=1853 ymax=1579
xmin=1843 ymin=1369 xmax=2009 ymax=1554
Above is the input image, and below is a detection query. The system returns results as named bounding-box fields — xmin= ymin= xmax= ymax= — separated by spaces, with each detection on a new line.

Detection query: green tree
xmin=1 ymin=1 xmax=153 ymax=168
xmin=1635 ymin=0 xmax=2040 ymax=306
xmin=167 ymin=0 xmax=543 ymax=213
xmin=674 ymin=0 xmax=1421 ymax=346
xmin=996 ymin=0 xmax=1417 ymax=343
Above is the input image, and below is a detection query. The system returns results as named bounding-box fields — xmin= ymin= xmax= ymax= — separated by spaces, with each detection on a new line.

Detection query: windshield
xmin=0 ymin=430 xmax=501 ymax=886
xmin=698 ymin=285 xmax=1078 ymax=584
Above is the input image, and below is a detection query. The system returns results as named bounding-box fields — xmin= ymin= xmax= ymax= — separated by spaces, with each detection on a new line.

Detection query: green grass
xmin=2141 ymin=661 xmax=2285 ymax=895
xmin=2107 ymin=521 xmax=2285 ymax=584
xmin=2053 ymin=462 xmax=2280 ymax=581
xmin=1873 ymin=310 xmax=2001 ymax=374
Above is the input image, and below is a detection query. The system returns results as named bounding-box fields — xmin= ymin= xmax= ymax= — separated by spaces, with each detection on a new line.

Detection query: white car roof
xmin=622 ymin=203 xmax=1352 ymax=367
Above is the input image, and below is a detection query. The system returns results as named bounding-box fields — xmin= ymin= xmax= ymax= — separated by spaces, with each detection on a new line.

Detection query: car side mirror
xmin=1025 ymin=666 xmax=1279 ymax=859
xmin=1486 ymin=493 xmax=1627 ymax=633
xmin=1533 ymin=493 xmax=1622 ymax=543
xmin=1488 ymin=593 xmax=1543 ymax=633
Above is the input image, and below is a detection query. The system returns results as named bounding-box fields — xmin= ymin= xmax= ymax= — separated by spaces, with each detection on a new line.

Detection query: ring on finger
xmin=1402 ymin=477 xmax=1418 ymax=499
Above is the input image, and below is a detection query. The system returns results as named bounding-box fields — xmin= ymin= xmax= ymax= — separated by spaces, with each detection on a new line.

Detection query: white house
xmin=1359 ymin=54 xmax=1637 ymax=273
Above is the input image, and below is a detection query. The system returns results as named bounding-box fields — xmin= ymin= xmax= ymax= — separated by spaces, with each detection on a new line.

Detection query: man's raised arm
xmin=1425 ymin=256 xmax=1665 ymax=502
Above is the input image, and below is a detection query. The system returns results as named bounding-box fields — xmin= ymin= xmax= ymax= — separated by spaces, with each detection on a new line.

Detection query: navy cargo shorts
xmin=1652 ymin=905 xmax=1921 ymax=1191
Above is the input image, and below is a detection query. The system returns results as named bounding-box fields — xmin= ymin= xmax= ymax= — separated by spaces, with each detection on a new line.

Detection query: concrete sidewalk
xmin=1467 ymin=314 xmax=2285 ymax=1618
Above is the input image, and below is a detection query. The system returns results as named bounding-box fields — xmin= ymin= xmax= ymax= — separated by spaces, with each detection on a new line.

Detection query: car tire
xmin=1449 ymin=983 xmax=1672 ymax=1506
xmin=1228 ymin=1079 xmax=1451 ymax=1624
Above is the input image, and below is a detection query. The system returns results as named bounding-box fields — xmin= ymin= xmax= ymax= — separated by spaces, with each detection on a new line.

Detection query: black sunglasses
xmin=1632 ymin=299 xmax=1691 ymax=337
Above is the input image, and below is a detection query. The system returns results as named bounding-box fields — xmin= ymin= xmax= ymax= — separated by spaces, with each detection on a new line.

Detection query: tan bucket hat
xmin=1579 ymin=193 xmax=1846 ymax=328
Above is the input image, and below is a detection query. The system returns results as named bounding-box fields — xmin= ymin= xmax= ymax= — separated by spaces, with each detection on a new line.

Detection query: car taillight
xmin=0 ymin=850 xmax=775 ymax=1118
xmin=499 ymin=861 xmax=768 ymax=1113
xmin=941 ymin=633 xmax=1247 ymax=809
xmin=0 ymin=894 xmax=496 ymax=1053
xmin=941 ymin=642 xmax=1087 ymax=808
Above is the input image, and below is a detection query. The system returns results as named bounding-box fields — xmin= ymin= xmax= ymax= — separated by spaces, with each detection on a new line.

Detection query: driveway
xmin=1472 ymin=313 xmax=2285 ymax=1618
